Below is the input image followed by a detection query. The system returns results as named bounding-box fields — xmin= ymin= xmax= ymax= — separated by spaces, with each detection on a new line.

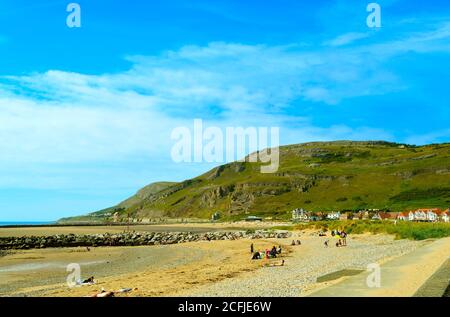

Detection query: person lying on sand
xmin=89 ymin=287 xmax=136 ymax=297
xmin=77 ymin=276 xmax=95 ymax=285
xmin=90 ymin=287 xmax=114 ymax=297
xmin=83 ymin=276 xmax=95 ymax=284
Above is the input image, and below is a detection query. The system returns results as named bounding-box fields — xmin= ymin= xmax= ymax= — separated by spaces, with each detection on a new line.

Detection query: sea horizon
xmin=0 ymin=221 xmax=55 ymax=227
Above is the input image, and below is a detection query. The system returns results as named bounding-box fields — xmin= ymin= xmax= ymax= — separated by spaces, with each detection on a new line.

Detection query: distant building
xmin=245 ymin=216 xmax=262 ymax=222
xmin=309 ymin=212 xmax=323 ymax=222
xmin=389 ymin=212 xmax=399 ymax=220
xmin=361 ymin=211 xmax=370 ymax=220
xmin=372 ymin=212 xmax=393 ymax=221
xmin=409 ymin=208 xmax=440 ymax=222
xmin=439 ymin=210 xmax=449 ymax=223
xmin=326 ymin=211 xmax=340 ymax=220
xmin=372 ymin=213 xmax=381 ymax=220
xmin=397 ymin=212 xmax=408 ymax=221
xmin=292 ymin=208 xmax=310 ymax=222
xmin=426 ymin=209 xmax=439 ymax=222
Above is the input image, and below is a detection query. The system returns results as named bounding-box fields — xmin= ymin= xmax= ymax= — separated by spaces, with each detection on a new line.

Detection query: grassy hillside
xmin=60 ymin=141 xmax=450 ymax=222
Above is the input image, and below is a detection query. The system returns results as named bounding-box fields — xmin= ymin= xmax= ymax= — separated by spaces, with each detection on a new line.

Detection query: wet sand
xmin=0 ymin=238 xmax=285 ymax=297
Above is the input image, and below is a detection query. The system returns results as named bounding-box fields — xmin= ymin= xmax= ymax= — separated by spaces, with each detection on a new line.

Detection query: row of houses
xmin=383 ymin=209 xmax=449 ymax=222
xmin=291 ymin=208 xmax=450 ymax=223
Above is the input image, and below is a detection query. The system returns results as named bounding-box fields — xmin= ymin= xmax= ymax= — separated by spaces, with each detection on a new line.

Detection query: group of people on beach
xmin=324 ymin=229 xmax=348 ymax=247
xmin=251 ymin=243 xmax=282 ymax=260
xmin=290 ymin=239 xmax=301 ymax=246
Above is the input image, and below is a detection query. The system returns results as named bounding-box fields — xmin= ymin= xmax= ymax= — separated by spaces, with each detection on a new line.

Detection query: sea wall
xmin=0 ymin=230 xmax=291 ymax=250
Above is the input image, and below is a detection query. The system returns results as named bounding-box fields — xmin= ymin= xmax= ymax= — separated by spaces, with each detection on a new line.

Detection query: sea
xmin=0 ymin=221 xmax=55 ymax=227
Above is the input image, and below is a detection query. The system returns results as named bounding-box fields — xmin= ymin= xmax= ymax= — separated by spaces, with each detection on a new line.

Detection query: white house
xmin=326 ymin=211 xmax=340 ymax=220
xmin=438 ymin=210 xmax=449 ymax=223
xmin=426 ymin=210 xmax=439 ymax=222
xmin=292 ymin=208 xmax=310 ymax=222
xmin=409 ymin=209 xmax=440 ymax=222
xmin=372 ymin=213 xmax=382 ymax=220
xmin=410 ymin=210 xmax=427 ymax=221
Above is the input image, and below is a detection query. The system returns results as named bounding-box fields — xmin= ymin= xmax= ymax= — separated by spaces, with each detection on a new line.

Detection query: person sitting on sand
xmin=270 ymin=246 xmax=278 ymax=258
xmin=252 ymin=251 xmax=261 ymax=260
xmin=296 ymin=240 xmax=301 ymax=245
xmin=291 ymin=240 xmax=296 ymax=246
xmin=276 ymin=246 xmax=282 ymax=254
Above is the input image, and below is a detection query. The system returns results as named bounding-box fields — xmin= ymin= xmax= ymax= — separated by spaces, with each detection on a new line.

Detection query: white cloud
xmin=324 ymin=32 xmax=369 ymax=47
xmin=0 ymin=21 xmax=449 ymax=172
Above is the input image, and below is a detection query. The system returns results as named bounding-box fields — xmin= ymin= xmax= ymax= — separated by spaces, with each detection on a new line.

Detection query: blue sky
xmin=0 ymin=0 xmax=449 ymax=221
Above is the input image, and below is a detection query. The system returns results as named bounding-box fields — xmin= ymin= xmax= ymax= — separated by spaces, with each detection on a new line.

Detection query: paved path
xmin=309 ymin=237 xmax=450 ymax=297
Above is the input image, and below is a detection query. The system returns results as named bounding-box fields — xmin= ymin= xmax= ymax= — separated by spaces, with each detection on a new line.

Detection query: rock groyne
xmin=0 ymin=230 xmax=291 ymax=250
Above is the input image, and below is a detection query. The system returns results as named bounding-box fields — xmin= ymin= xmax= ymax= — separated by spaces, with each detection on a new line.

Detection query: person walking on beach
xmin=250 ymin=243 xmax=254 ymax=254
xmin=341 ymin=230 xmax=347 ymax=246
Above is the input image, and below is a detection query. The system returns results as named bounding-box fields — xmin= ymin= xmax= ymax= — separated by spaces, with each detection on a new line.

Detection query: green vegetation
xmin=272 ymin=220 xmax=450 ymax=240
xmin=61 ymin=141 xmax=450 ymax=223
xmin=389 ymin=187 xmax=450 ymax=202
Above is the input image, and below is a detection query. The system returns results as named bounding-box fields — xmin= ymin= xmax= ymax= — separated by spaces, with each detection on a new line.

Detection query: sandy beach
xmin=2 ymin=223 xmax=446 ymax=297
